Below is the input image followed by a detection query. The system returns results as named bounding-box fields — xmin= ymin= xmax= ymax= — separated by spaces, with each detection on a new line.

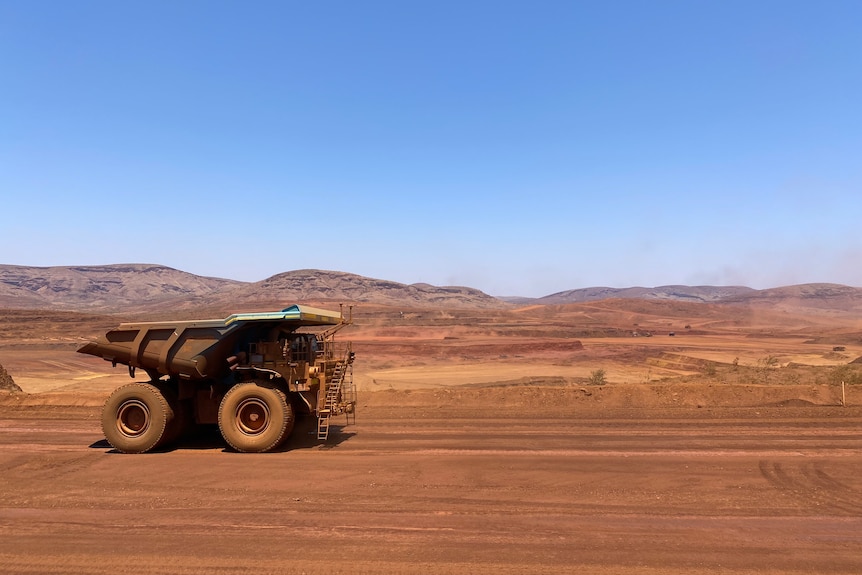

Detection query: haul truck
xmin=78 ymin=304 xmax=355 ymax=453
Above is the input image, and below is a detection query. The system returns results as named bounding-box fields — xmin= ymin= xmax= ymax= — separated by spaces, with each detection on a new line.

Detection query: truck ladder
xmin=317 ymin=357 xmax=355 ymax=440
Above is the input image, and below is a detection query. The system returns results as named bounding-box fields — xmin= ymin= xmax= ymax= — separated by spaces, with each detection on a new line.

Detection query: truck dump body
xmin=78 ymin=304 xmax=343 ymax=381
xmin=78 ymin=305 xmax=355 ymax=454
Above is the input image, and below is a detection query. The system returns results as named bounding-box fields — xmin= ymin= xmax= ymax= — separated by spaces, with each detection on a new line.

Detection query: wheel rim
xmin=235 ymin=397 xmax=270 ymax=436
xmin=117 ymin=399 xmax=150 ymax=437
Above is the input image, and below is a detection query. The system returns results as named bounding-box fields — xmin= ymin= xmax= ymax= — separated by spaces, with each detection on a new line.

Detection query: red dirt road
xmin=1 ymin=399 xmax=862 ymax=574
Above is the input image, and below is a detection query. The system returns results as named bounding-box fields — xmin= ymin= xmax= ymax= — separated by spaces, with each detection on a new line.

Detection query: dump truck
xmin=77 ymin=304 xmax=356 ymax=453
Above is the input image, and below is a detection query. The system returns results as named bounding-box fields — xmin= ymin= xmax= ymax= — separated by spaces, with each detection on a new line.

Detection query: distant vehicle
xmin=78 ymin=305 xmax=355 ymax=453
xmin=668 ymin=332 xmax=675 ymax=337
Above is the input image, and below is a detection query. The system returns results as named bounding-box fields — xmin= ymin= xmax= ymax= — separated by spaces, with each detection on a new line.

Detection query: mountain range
xmin=1 ymin=263 xmax=861 ymax=313
xmin=0 ymin=264 xmax=502 ymax=311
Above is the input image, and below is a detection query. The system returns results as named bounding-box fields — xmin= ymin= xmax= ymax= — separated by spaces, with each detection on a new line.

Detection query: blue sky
xmin=2 ymin=1 xmax=860 ymax=297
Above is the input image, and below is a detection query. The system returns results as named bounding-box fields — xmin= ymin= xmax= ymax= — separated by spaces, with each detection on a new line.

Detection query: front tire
xmin=102 ymin=383 xmax=175 ymax=453
xmin=218 ymin=382 xmax=294 ymax=453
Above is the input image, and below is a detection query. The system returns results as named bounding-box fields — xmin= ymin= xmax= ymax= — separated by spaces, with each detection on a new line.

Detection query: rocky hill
xmin=533 ymin=285 xmax=757 ymax=305
xmin=719 ymin=283 xmax=862 ymax=315
xmin=1 ymin=264 xmax=860 ymax=315
xmin=0 ymin=264 xmax=241 ymax=311
xmin=190 ymin=269 xmax=506 ymax=310
xmin=0 ymin=264 xmax=504 ymax=312
xmin=525 ymin=282 xmax=862 ymax=320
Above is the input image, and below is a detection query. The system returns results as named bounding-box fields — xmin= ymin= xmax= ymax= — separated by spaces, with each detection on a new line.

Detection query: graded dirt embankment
xmin=0 ymin=380 xmax=852 ymax=422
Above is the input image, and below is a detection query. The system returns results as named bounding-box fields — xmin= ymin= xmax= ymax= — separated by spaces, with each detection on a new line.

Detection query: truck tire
xmin=218 ymin=382 xmax=294 ymax=453
xmin=102 ymin=383 xmax=175 ymax=454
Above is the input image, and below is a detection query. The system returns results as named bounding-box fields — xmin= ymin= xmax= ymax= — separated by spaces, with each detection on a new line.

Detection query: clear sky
xmin=2 ymin=1 xmax=860 ymax=297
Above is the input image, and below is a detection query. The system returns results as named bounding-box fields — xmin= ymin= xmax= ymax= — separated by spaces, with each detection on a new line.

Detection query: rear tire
xmin=218 ymin=382 xmax=294 ymax=453
xmin=102 ymin=383 xmax=174 ymax=453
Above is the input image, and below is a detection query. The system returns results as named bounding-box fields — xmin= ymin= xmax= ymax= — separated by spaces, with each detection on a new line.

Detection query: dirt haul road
xmin=0 ymin=393 xmax=861 ymax=575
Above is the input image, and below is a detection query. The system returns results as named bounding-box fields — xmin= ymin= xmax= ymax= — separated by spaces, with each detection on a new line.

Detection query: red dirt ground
xmin=1 ymin=303 xmax=862 ymax=574
xmin=1 ymin=390 xmax=861 ymax=575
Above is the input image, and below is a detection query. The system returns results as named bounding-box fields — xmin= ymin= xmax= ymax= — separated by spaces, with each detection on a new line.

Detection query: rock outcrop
xmin=0 ymin=362 xmax=21 ymax=392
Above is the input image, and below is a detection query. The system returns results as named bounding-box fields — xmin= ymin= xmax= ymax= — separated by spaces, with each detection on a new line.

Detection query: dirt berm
xmin=362 ymin=381 xmax=844 ymax=412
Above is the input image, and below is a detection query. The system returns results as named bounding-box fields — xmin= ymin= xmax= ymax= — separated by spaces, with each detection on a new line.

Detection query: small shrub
xmin=589 ymin=369 xmax=607 ymax=386
xmin=757 ymin=355 xmax=780 ymax=383
xmin=828 ymin=365 xmax=862 ymax=386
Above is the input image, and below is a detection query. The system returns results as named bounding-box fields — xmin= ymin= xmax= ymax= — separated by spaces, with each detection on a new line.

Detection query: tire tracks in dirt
xmin=759 ymin=460 xmax=862 ymax=515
